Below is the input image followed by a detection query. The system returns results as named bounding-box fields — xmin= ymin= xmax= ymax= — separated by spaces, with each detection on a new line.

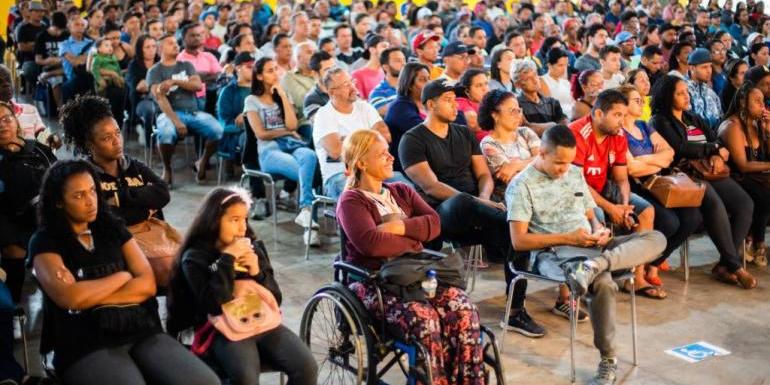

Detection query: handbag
xmin=127 ymin=216 xmax=183 ymax=287
xmin=688 ymin=159 xmax=730 ymax=181
xmin=377 ymin=250 xmax=467 ymax=301
xmin=641 ymin=172 xmax=706 ymax=208
xmin=208 ymin=279 xmax=282 ymax=342
xmin=275 ymin=135 xmax=308 ymax=153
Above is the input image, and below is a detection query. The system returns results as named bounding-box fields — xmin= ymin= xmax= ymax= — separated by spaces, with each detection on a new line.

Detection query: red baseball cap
xmin=412 ymin=31 xmax=441 ymax=52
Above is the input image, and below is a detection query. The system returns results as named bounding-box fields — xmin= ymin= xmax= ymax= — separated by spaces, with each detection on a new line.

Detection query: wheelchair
xmin=299 ymin=215 xmax=506 ymax=385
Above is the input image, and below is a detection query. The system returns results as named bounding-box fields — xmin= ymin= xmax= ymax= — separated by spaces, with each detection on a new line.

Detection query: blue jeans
xmin=259 ymin=142 xmax=318 ymax=208
xmin=323 ymin=171 xmax=412 ymax=200
xmin=593 ymin=192 xmax=652 ymax=225
xmin=155 ymin=111 xmax=224 ymax=145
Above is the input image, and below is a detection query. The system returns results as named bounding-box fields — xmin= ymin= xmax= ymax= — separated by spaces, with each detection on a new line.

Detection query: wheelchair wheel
xmin=300 ymin=283 xmax=378 ymax=385
xmin=481 ymin=325 xmax=506 ymax=385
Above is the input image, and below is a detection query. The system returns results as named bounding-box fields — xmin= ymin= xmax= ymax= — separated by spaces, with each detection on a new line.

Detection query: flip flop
xmin=191 ymin=161 xmax=206 ymax=184
xmin=622 ymin=282 xmax=667 ymax=299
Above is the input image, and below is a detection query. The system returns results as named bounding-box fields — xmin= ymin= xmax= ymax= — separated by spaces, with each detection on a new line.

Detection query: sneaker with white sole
xmin=588 ymin=357 xmax=617 ymax=385
xmin=304 ymin=229 xmax=321 ymax=247
xmin=552 ymin=300 xmax=589 ymax=322
xmin=12 ymin=316 xmax=22 ymax=340
xmin=295 ymin=207 xmax=320 ymax=228
xmin=500 ymin=308 xmax=546 ymax=338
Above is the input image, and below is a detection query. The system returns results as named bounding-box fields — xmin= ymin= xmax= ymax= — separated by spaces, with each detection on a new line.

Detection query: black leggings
xmin=736 ymin=175 xmax=770 ymax=244
xmin=210 ymin=324 xmax=317 ymax=385
xmin=61 ymin=333 xmax=220 ymax=385
xmin=632 ymin=185 xmax=703 ymax=266
xmin=700 ymin=178 xmax=753 ymax=272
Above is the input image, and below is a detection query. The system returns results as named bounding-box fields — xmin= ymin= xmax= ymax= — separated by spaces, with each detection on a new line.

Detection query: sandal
xmin=735 ymin=269 xmax=758 ymax=290
xmin=622 ymin=282 xmax=667 ymax=300
xmin=658 ymin=260 xmax=671 ymax=272
xmin=192 ymin=161 xmax=206 ymax=184
xmin=711 ymin=265 xmax=738 ymax=285
xmin=751 ymin=243 xmax=768 ymax=267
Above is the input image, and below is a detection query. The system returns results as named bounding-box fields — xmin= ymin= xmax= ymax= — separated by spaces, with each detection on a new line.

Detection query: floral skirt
xmin=349 ymin=282 xmax=485 ymax=385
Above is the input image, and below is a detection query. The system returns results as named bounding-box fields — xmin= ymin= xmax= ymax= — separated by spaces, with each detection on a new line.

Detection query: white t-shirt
xmin=312 ymin=100 xmax=383 ymax=182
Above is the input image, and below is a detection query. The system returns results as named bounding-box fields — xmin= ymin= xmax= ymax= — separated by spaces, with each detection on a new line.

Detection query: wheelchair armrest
xmin=333 ymin=261 xmax=378 ymax=281
xmin=421 ymin=248 xmax=447 ymax=259
xmin=241 ymin=168 xmax=275 ymax=183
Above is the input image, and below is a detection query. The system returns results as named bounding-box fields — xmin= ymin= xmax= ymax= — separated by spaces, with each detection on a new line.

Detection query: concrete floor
xmin=13 ymin=137 xmax=770 ymax=385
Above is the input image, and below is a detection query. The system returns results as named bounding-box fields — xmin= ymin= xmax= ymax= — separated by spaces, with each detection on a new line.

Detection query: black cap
xmin=421 ymin=78 xmax=455 ymax=104
xmin=442 ymin=41 xmax=471 ymax=57
xmin=746 ymin=65 xmax=770 ymax=84
xmin=233 ymin=52 xmax=255 ymax=66
xmin=362 ymin=34 xmax=386 ymax=60
xmin=658 ymin=22 xmax=678 ymax=34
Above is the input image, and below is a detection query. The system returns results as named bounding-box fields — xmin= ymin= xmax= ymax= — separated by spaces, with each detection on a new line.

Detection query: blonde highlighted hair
xmin=342 ymin=129 xmax=381 ymax=190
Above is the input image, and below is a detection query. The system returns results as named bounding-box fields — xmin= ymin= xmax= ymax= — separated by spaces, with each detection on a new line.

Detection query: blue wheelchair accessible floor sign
xmin=665 ymin=341 xmax=731 ymax=363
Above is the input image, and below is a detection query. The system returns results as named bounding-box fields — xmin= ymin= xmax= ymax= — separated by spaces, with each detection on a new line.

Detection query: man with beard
xmin=369 ymin=47 xmax=406 ymax=116
xmin=568 ymin=89 xmax=654 ymax=233
xmin=177 ymin=22 xmax=223 ymax=115
xmin=658 ymin=22 xmax=678 ymax=70
xmin=575 ymin=24 xmax=608 ymax=72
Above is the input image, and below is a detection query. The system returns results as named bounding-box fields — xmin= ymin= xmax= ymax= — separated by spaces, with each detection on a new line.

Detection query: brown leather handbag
xmin=127 ymin=217 xmax=183 ymax=288
xmin=641 ymin=172 xmax=706 ymax=208
xmin=688 ymin=159 xmax=730 ymax=181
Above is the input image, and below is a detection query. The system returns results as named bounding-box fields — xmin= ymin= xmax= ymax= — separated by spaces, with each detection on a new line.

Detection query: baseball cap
xmin=687 ymin=48 xmax=711 ymax=65
xmin=746 ymin=65 xmax=770 ymax=84
xmin=421 ymin=78 xmax=456 ymax=104
xmin=412 ymin=31 xmax=441 ymax=52
xmin=199 ymin=8 xmax=219 ymax=21
xmin=442 ymin=41 xmax=471 ymax=57
xmin=29 ymin=1 xmax=46 ymax=11
xmin=658 ymin=22 xmax=678 ymax=34
xmin=416 ymin=7 xmax=433 ymax=20
xmin=233 ymin=52 xmax=255 ymax=66
xmin=614 ymin=31 xmax=634 ymax=45
xmin=362 ymin=34 xmax=386 ymax=59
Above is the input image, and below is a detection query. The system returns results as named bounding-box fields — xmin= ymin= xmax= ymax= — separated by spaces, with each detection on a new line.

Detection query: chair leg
xmin=569 ymin=289 xmax=577 ymax=384
xmin=304 ymin=199 xmax=318 ymax=261
xmin=630 ymin=276 xmax=638 ymax=366
xmin=268 ymin=181 xmax=277 ymax=250
xmin=743 ymin=239 xmax=747 ymax=270
xmin=279 ymin=372 xmax=285 ymax=385
xmin=217 ymin=156 xmax=223 ymax=185
xmin=681 ymin=239 xmax=689 ymax=282
xmin=499 ymin=275 xmax=520 ymax=354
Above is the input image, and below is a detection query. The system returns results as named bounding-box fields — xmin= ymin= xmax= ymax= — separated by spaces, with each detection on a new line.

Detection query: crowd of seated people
xmin=3 ymin=0 xmax=770 ymax=384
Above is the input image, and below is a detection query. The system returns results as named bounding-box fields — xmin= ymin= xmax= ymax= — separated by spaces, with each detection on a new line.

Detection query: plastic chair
xmin=304 ymin=195 xmax=337 ymax=260
xmin=500 ymin=258 xmax=638 ymax=384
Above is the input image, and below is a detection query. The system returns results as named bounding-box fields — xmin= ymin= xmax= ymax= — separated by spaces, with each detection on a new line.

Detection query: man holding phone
xmin=507 ymin=124 xmax=666 ymax=385
xmin=568 ymin=89 xmax=655 ymax=232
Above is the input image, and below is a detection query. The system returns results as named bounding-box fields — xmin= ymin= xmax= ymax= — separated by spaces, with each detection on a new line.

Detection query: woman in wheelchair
xmin=166 ymin=187 xmax=318 ymax=385
xmin=336 ymin=129 xmax=486 ymax=385
xmin=29 ymin=160 xmax=219 ymax=385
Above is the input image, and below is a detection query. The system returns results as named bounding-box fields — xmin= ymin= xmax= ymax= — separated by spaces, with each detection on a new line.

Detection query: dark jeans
xmin=701 ymin=178 xmax=753 ymax=272
xmin=21 ymin=60 xmax=39 ymax=90
xmin=61 ymin=73 xmax=93 ymax=103
xmin=102 ymin=84 xmax=126 ymax=128
xmin=632 ymin=184 xmax=703 ymax=266
xmin=0 ymin=282 xmax=23 ymax=383
xmin=61 ymin=333 xmax=219 ymax=385
xmin=736 ymin=175 xmax=770 ymax=243
xmin=135 ymin=98 xmax=159 ymax=145
xmin=210 ymin=324 xmax=317 ymax=385
xmin=435 ymin=193 xmax=524 ymax=309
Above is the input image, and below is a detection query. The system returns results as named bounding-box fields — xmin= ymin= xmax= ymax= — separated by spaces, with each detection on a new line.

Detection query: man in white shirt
xmin=313 ymin=67 xmax=410 ymax=199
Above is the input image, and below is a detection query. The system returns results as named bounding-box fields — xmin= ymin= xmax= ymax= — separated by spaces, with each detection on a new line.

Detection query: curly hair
xmin=59 ymin=94 xmax=114 ymax=156
xmin=478 ymin=89 xmax=515 ymax=131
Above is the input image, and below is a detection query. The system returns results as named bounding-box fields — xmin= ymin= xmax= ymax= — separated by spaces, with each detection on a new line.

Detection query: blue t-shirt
xmin=58 ymin=36 xmax=93 ymax=80
xmin=624 ymin=121 xmax=655 ymax=157
xmin=368 ymin=79 xmax=397 ymax=112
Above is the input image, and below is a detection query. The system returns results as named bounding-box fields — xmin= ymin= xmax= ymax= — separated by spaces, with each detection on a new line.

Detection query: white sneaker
xmin=12 ymin=316 xmax=22 ymax=340
xmin=304 ymin=229 xmax=321 ymax=247
xmin=295 ymin=207 xmax=313 ymax=228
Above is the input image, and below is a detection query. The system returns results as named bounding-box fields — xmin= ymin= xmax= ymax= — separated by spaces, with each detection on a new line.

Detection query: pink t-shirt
xmin=456 ymin=97 xmax=487 ymax=141
xmin=351 ymin=67 xmax=384 ymax=100
xmin=177 ymin=50 xmax=222 ymax=98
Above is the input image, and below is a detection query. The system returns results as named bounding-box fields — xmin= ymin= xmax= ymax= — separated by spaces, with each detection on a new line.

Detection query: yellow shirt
xmin=641 ymin=96 xmax=652 ymax=122
xmin=429 ymin=65 xmax=444 ymax=80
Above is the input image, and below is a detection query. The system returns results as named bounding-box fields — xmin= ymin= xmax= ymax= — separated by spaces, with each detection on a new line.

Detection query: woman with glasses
xmin=0 ymin=101 xmax=56 ymax=308
xmin=619 ymin=85 xmax=700 ymax=295
xmin=624 ymin=69 xmax=652 ymax=122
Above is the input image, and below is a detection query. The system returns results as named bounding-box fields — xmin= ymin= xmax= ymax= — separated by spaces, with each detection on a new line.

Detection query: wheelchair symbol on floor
xmin=665 ymin=341 xmax=731 ymax=363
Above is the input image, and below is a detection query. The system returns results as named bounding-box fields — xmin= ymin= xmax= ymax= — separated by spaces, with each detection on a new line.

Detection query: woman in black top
xmin=719 ymin=82 xmax=770 ymax=267
xmin=650 ymin=75 xmax=757 ymax=289
xmin=125 ymin=34 xmax=160 ymax=146
xmin=29 ymin=160 xmax=219 ymax=385
xmin=0 ymin=101 xmax=56 ymax=304
xmin=59 ymin=95 xmax=169 ymax=227
xmin=167 ymin=187 xmax=317 ymax=385
xmin=720 ymin=59 xmax=748 ymax=113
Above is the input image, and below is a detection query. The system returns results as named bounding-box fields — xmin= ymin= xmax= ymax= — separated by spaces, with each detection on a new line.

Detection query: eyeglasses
xmin=0 ymin=115 xmax=15 ymax=126
xmin=711 ymin=49 xmax=726 ymax=54
xmin=498 ymin=107 xmax=521 ymax=115
xmin=330 ymin=79 xmax=357 ymax=90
